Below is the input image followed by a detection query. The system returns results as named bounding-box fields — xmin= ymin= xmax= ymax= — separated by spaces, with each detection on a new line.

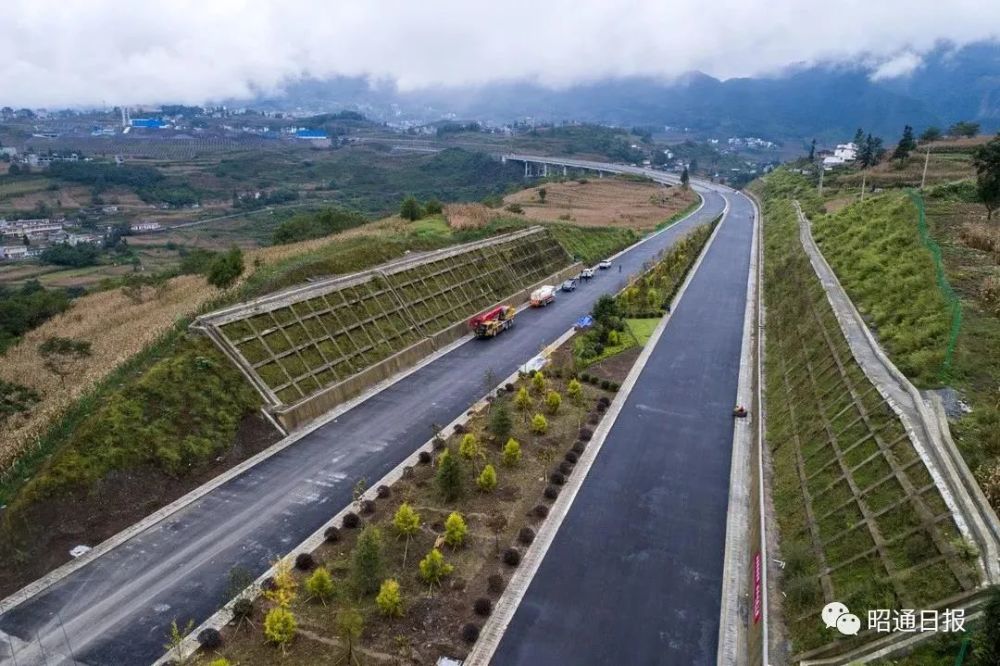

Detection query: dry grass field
xmin=503 ymin=178 xmax=697 ymax=230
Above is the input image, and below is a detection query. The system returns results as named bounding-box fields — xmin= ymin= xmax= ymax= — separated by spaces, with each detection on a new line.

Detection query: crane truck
xmin=469 ymin=305 xmax=516 ymax=339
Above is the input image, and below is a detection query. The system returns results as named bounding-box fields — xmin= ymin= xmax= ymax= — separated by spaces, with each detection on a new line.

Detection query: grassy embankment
xmin=753 ymin=171 xmax=977 ymax=657
xmin=0 ymin=211 xmax=636 ymax=592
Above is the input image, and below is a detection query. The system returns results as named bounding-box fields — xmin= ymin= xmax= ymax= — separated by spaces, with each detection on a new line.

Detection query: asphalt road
xmin=0 ymin=182 xmax=727 ymax=665
xmin=491 ymin=190 xmax=755 ymax=665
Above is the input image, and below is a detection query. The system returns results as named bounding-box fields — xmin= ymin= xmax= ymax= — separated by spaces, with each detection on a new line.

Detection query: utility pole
xmin=920 ymin=146 xmax=931 ymax=190
xmin=860 ymin=170 xmax=867 ymax=202
xmin=817 ymin=162 xmax=825 ymax=196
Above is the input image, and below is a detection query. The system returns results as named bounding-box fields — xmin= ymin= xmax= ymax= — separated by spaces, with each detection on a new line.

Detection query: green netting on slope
xmin=908 ymin=190 xmax=962 ymax=381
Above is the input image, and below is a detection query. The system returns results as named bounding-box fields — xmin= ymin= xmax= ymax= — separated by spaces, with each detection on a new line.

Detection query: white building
xmin=823 ymin=142 xmax=858 ymax=167
xmin=1 ymin=245 xmax=30 ymax=260
xmin=130 ymin=221 xmax=162 ymax=232
xmin=0 ymin=218 xmax=63 ymax=239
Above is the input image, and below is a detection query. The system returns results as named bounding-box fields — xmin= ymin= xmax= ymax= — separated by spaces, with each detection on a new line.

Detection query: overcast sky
xmin=2 ymin=1 xmax=999 ymax=107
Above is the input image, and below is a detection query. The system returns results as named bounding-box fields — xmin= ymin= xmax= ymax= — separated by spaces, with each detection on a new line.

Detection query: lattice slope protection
xmin=195 ymin=227 xmax=571 ymax=410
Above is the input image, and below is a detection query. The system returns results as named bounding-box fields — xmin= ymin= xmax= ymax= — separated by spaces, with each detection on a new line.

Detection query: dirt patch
xmin=504 ymin=178 xmax=697 ymax=230
xmin=585 ymin=346 xmax=642 ymax=384
xmin=444 ymin=203 xmax=498 ymax=229
xmin=0 ymin=412 xmax=281 ymax=598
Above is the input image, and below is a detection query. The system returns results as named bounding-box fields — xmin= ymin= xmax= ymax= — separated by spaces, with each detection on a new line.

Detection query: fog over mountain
xmin=2 ymin=2 xmax=998 ymax=140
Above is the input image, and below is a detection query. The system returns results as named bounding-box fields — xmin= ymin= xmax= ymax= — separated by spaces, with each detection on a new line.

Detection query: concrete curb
xmin=716 ymin=191 xmax=761 ymax=666
xmin=795 ymin=203 xmax=1000 ymax=586
xmin=465 ymin=190 xmax=732 ymax=666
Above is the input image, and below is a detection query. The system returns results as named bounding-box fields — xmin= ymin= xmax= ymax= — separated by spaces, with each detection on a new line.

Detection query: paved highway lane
xmin=0 ymin=187 xmax=726 ymax=665
xmin=491 ymin=191 xmax=755 ymax=665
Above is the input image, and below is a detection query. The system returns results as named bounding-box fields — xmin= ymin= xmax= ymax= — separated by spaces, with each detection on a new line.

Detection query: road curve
xmin=490 ymin=188 xmax=755 ymax=665
xmin=0 ymin=172 xmax=728 ymax=665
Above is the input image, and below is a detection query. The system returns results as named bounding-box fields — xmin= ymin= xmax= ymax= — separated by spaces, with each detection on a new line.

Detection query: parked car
xmin=598 ymin=259 xmax=612 ymax=270
xmin=560 ymin=278 xmax=578 ymax=292
xmin=580 ymin=267 xmax=596 ymax=280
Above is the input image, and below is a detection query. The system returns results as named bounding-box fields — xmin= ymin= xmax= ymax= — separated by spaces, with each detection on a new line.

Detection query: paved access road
xmin=491 ymin=190 xmax=755 ymax=665
xmin=0 ymin=180 xmax=727 ymax=665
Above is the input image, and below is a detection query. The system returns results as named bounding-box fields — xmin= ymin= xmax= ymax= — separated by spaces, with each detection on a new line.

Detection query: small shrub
xmin=305 ymin=567 xmax=335 ymax=603
xmin=597 ymin=396 xmax=611 ymax=407
xmin=567 ymin=379 xmax=583 ymax=404
xmin=504 ymin=382 xmax=515 ymax=392
xmin=514 ymin=386 xmax=532 ymax=412
xmin=264 ymin=607 xmax=297 ymax=646
xmin=477 ymin=464 xmax=498 ymax=492
xmin=544 ymin=485 xmax=560 ymax=500
xmin=588 ymin=375 xmax=600 ymax=385
xmin=533 ymin=504 xmax=549 ymax=519
xmin=610 ymin=382 xmax=620 ymax=391
xmin=208 ymin=659 xmax=231 ymax=666
xmin=324 ymin=526 xmax=341 ymax=543
xmin=558 ymin=461 xmax=574 ymax=475
xmin=232 ymin=598 xmax=253 ymax=621
xmin=579 ymin=428 xmax=593 ymax=441
xmin=580 ymin=372 xmax=591 ymax=383
xmin=432 ymin=436 xmax=446 ymax=451
xmin=600 ymin=379 xmax=611 ymax=390
xmin=376 ymin=579 xmax=404 ymax=617
xmin=531 ymin=413 xmax=549 ymax=434
xmin=488 ymin=573 xmax=505 ymax=593
xmin=342 ymin=512 xmax=361 ymax=529
xmin=418 ymin=450 xmax=432 ymax=464
xmin=474 ymin=597 xmax=493 ymax=616
xmin=545 ymin=390 xmax=562 ymax=415
xmin=565 ymin=450 xmax=579 ymax=463
xmin=461 ymin=623 xmax=481 ymax=644
xmin=376 ymin=484 xmax=391 ymax=499
xmin=459 ymin=433 xmax=480 ymax=459
xmin=596 ymin=402 xmax=607 ymax=413
xmin=264 ymin=559 xmax=298 ymax=608
xmin=444 ymin=512 xmax=468 ymax=548
xmin=198 ymin=628 xmax=222 ymax=650
xmin=587 ymin=413 xmax=600 ymax=425
xmin=572 ymin=440 xmax=586 ymax=454
xmin=502 ymin=548 xmax=522 ymax=566
xmin=549 ymin=471 xmax=566 ymax=485
xmin=531 ymin=371 xmax=547 ymax=394
xmin=453 ymin=423 xmax=468 ymax=435
xmin=518 ymin=527 xmax=536 ymax=545
xmin=436 ymin=449 xmax=463 ymax=501
xmin=502 ymin=438 xmax=522 ymax=466
xmin=419 ymin=548 xmax=454 ymax=586
xmin=360 ymin=499 xmax=376 ymax=515
xmin=393 ymin=502 xmax=421 ymax=537
xmin=294 ymin=552 xmax=316 ymax=571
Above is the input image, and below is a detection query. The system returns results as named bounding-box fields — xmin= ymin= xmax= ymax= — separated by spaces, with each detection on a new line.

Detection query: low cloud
xmin=1 ymin=0 xmax=998 ymax=107
xmin=870 ymin=51 xmax=924 ymax=80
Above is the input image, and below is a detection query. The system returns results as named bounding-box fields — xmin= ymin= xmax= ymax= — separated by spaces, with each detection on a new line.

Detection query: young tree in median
xmin=489 ymin=400 xmax=512 ymax=442
xmin=264 ymin=607 xmax=297 ymax=650
xmin=350 ymin=526 xmax=383 ymax=595
xmin=680 ymin=167 xmax=690 ymax=189
xmin=436 ymin=449 xmax=463 ymax=501
xmin=336 ymin=607 xmax=365 ymax=666
xmin=207 ymin=246 xmax=244 ymax=289
xmin=537 ymin=187 xmax=547 ymax=203
xmin=502 ymin=438 xmax=522 ymax=466
xmin=304 ymin=567 xmax=334 ymax=605
xmin=375 ymin=579 xmax=404 ymax=617
xmin=477 ymin=464 xmax=498 ymax=493
xmin=807 ymin=139 xmax=816 ymax=161
xmin=400 ymin=195 xmax=423 ymax=221
xmin=393 ymin=502 xmax=421 ymax=566
xmin=444 ymin=511 xmax=468 ymax=548
xmin=972 ymin=134 xmax=1000 ymax=221
xmin=893 ymin=125 xmax=916 ymax=160
xmin=419 ymin=548 xmax=454 ymax=588
xmin=39 ymin=336 xmax=91 ymax=386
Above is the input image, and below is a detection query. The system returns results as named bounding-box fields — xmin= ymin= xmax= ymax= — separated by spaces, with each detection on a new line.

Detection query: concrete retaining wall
xmin=275 ymin=260 xmax=583 ymax=430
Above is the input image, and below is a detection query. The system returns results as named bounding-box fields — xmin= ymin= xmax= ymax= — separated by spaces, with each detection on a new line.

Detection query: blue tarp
xmin=575 ymin=315 xmax=594 ymax=329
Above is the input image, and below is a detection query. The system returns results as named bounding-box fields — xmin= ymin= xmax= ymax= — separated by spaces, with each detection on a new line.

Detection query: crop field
xmin=210 ymin=228 xmax=571 ymax=407
xmin=503 ymin=178 xmax=697 ymax=230
xmin=756 ymin=174 xmax=978 ymax=656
